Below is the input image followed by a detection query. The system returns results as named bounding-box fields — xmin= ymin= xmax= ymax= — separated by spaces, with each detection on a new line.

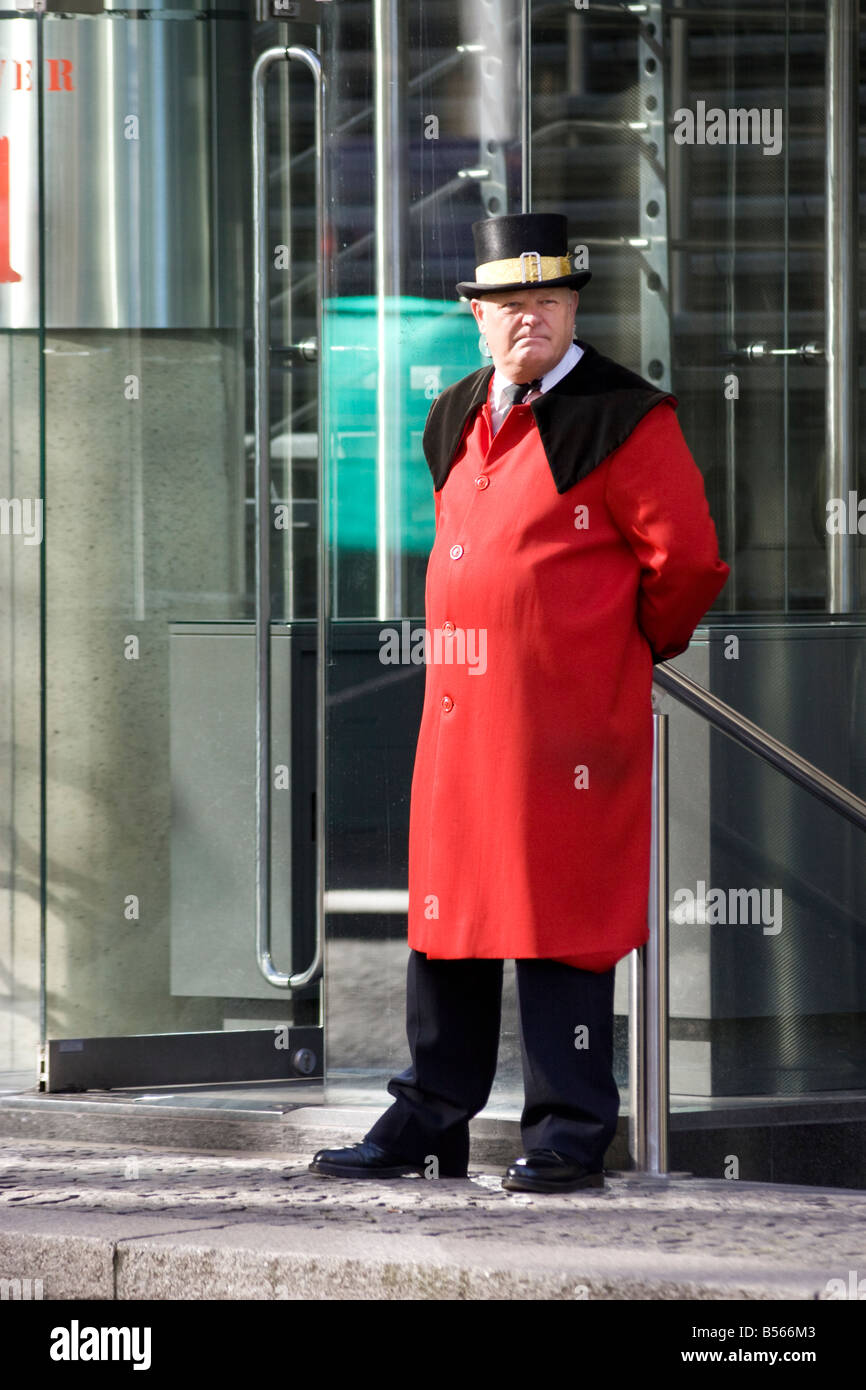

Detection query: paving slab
xmin=1 ymin=1137 xmax=865 ymax=1300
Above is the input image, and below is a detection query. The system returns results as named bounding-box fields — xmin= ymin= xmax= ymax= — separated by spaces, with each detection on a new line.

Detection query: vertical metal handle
xmin=252 ymin=45 xmax=326 ymax=988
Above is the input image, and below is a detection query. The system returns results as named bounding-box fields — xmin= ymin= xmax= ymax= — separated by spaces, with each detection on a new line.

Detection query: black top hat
xmin=456 ymin=213 xmax=591 ymax=298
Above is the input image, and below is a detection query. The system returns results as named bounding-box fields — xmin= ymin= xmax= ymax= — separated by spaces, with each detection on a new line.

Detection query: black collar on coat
xmin=422 ymin=339 xmax=676 ymax=494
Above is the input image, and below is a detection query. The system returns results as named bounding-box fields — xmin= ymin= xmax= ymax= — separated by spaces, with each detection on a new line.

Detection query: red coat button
xmin=441 ymin=695 xmax=454 ymax=712
xmin=474 ymin=476 xmax=490 ymax=490
xmin=442 ymin=621 xmax=455 ymax=636
xmin=449 ymin=543 xmax=464 ymax=560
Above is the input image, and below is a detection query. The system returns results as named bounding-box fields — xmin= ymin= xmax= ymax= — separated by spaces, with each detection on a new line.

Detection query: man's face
xmin=470 ymin=287 xmax=579 ymax=381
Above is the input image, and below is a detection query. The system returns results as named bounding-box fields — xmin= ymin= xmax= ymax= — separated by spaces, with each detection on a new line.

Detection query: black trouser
xmin=365 ymin=949 xmax=620 ymax=1176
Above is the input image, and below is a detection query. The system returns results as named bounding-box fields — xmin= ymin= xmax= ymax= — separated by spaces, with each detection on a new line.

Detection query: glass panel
xmin=655 ymin=0 xmax=866 ymax=1116
xmin=323 ymin=0 xmax=524 ymax=620
xmin=321 ymin=0 xmax=533 ymax=1110
xmin=269 ymin=41 xmax=321 ymax=624
xmin=321 ymin=0 xmax=866 ymax=1137
xmin=663 ymin=0 xmax=822 ymax=613
xmin=528 ymin=0 xmax=856 ymax=617
xmin=665 ymin=630 xmax=866 ymax=1112
xmin=0 ymin=12 xmax=41 ymax=1082
xmin=35 ymin=10 xmax=327 ymax=1070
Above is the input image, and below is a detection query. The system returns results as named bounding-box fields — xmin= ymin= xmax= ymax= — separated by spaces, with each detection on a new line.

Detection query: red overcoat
xmin=406 ymin=343 xmax=729 ymax=971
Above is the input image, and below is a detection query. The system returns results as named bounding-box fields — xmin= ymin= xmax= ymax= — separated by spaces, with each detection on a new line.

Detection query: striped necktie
xmin=498 ymin=377 xmax=542 ymax=431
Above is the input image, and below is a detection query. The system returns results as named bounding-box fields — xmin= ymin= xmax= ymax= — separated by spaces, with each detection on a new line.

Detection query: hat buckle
xmin=520 ymin=251 xmax=544 ymax=283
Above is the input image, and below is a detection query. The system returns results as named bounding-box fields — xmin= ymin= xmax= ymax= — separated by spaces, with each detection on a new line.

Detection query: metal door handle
xmin=273 ymin=338 xmax=319 ymax=363
xmin=739 ymin=342 xmax=824 ymax=360
xmin=252 ymin=45 xmax=326 ymax=988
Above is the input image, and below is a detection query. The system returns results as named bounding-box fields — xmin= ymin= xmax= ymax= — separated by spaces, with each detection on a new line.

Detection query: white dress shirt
xmin=490 ymin=341 xmax=584 ymax=435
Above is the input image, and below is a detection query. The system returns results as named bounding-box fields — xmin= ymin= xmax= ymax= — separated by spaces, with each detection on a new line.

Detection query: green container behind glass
xmin=325 ymin=297 xmax=482 ymax=571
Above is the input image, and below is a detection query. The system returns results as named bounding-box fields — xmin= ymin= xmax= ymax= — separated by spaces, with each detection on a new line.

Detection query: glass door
xmin=2 ymin=2 xmax=330 ymax=1093
xmin=0 ymin=5 xmax=42 ymax=1090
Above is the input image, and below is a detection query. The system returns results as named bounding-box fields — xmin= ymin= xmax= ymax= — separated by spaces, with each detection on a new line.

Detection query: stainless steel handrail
xmin=632 ymin=658 xmax=866 ymax=1177
xmin=653 ymin=662 xmax=866 ymax=831
xmin=252 ymin=45 xmax=326 ymax=990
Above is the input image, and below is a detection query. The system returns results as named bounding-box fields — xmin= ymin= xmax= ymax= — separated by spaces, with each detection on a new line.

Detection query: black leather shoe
xmin=501 ymin=1148 xmax=605 ymax=1194
xmin=307 ymin=1140 xmax=425 ymax=1179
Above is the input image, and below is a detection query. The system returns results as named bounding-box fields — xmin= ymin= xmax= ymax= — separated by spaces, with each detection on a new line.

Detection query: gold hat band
xmin=474 ymin=252 xmax=573 ymax=285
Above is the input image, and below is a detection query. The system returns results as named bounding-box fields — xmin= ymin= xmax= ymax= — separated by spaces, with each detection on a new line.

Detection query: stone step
xmin=1 ymin=1135 xmax=865 ymax=1302
xmin=3 ymin=1092 xmax=866 ymax=1187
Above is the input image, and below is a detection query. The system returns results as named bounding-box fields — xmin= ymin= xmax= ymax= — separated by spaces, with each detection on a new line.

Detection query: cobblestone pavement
xmin=0 ymin=1138 xmax=865 ymax=1299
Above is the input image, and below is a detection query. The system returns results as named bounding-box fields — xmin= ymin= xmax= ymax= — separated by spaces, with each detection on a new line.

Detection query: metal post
xmin=638 ymin=2 xmax=672 ymax=393
xmin=520 ymin=0 xmax=531 ymax=211
xmin=646 ymin=710 xmax=670 ymax=1174
xmin=632 ymin=710 xmax=670 ymax=1174
xmin=628 ymin=936 xmax=647 ymax=1171
xmin=471 ymin=0 xmax=512 ymax=220
xmin=374 ymin=0 xmax=407 ymax=620
xmin=825 ymin=0 xmax=859 ymax=613
xmin=668 ymin=0 xmax=688 ymax=320
xmin=566 ymin=4 xmax=587 ymax=101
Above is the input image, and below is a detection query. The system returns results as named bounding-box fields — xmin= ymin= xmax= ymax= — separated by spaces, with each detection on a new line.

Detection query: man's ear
xmin=470 ymin=298 xmax=487 ymax=332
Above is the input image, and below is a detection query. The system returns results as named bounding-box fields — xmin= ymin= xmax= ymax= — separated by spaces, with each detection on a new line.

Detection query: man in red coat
xmin=311 ymin=213 xmax=729 ymax=1192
